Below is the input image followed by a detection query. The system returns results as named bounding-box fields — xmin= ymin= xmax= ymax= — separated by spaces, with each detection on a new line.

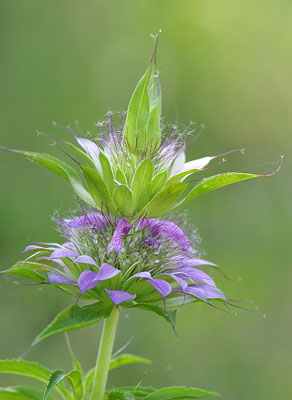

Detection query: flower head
xmin=2 ymin=211 xmax=226 ymax=318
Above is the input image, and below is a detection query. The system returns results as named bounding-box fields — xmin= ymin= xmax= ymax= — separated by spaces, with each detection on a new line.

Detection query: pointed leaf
xmin=146 ymin=103 xmax=161 ymax=150
xmin=124 ymin=67 xmax=151 ymax=153
xmin=32 ymin=302 xmax=113 ymax=346
xmin=4 ymin=266 xmax=45 ymax=283
xmin=113 ymin=387 xmax=156 ymax=397
xmin=151 ymin=171 xmax=168 ymax=195
xmin=138 ymin=182 xmax=188 ymax=218
xmin=80 ymin=165 xmax=117 ymax=213
xmin=144 ymin=386 xmax=220 ymax=399
xmin=99 ymin=152 xmax=115 ymax=194
xmin=110 ymin=353 xmax=152 ymax=371
xmin=131 ymin=159 xmax=154 ymax=212
xmin=113 ymin=185 xmax=133 ymax=217
xmin=115 ymin=169 xmax=128 ymax=185
xmin=108 ymin=390 xmax=134 ymax=400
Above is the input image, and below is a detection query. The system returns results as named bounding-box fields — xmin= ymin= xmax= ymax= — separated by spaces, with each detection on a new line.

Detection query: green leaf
xmin=115 ymin=169 xmax=128 ymax=185
xmin=4 ymin=266 xmax=45 ymax=283
xmin=80 ymin=165 xmax=117 ymax=213
xmin=0 ymin=147 xmax=94 ymax=206
xmin=110 ymin=353 xmax=152 ymax=371
xmin=32 ymin=302 xmax=113 ymax=346
xmin=0 ymin=387 xmax=54 ymax=400
xmin=143 ymin=386 xmax=220 ymax=399
xmin=178 ymin=172 xmax=260 ymax=207
xmin=124 ymin=67 xmax=151 ymax=153
xmin=113 ymin=387 xmax=156 ymax=397
xmin=151 ymin=171 xmax=168 ymax=195
xmin=146 ymin=103 xmax=161 ymax=150
xmin=107 ymin=390 xmax=134 ymax=400
xmin=99 ymin=152 xmax=115 ymax=194
xmin=138 ymin=182 xmax=188 ymax=218
xmin=65 ymin=334 xmax=83 ymax=399
xmin=43 ymin=369 xmax=79 ymax=400
xmin=0 ymin=360 xmax=66 ymax=398
xmin=131 ymin=159 xmax=154 ymax=212
xmin=135 ymin=303 xmax=176 ymax=327
xmin=113 ymin=185 xmax=133 ymax=217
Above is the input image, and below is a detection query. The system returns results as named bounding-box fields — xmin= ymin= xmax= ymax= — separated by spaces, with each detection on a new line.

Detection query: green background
xmin=0 ymin=1 xmax=291 ymax=399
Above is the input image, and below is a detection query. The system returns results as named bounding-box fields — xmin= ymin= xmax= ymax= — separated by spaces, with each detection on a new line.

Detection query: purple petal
xmin=48 ymin=272 xmax=77 ymax=285
xmin=73 ymin=255 xmax=97 ymax=266
xmin=162 ymin=273 xmax=188 ymax=290
xmin=174 ymin=257 xmax=217 ymax=268
xmin=64 ymin=214 xmax=106 ymax=230
xmin=108 ymin=218 xmax=132 ymax=253
xmin=146 ymin=278 xmax=172 ymax=298
xmin=24 ymin=245 xmax=55 ymax=252
xmin=136 ymin=218 xmax=158 ymax=230
xmin=176 ymin=268 xmax=216 ymax=287
xmin=48 ymin=249 xmax=79 ymax=260
xmin=133 ymin=271 xmax=152 ymax=279
xmin=133 ymin=271 xmax=172 ymax=298
xmin=184 ymin=284 xmax=226 ymax=301
xmin=78 ymin=264 xmax=120 ymax=295
xmin=62 ymin=242 xmax=78 ymax=251
xmin=150 ymin=221 xmax=192 ymax=252
xmin=105 ymin=289 xmax=136 ymax=306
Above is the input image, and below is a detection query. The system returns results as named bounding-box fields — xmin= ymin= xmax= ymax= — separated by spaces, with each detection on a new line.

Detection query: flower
xmin=2 ymin=211 xmax=226 ymax=314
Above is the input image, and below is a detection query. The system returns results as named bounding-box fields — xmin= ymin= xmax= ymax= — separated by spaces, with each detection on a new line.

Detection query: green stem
xmin=90 ymin=306 xmax=120 ymax=400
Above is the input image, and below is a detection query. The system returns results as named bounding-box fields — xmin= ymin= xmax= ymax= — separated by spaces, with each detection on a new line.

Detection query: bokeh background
xmin=0 ymin=1 xmax=291 ymax=399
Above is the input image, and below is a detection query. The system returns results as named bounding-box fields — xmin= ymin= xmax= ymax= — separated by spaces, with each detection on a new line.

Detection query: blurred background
xmin=0 ymin=1 xmax=291 ymax=399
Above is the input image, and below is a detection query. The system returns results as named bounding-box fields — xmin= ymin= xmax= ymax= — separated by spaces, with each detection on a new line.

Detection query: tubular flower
xmin=2 ymin=212 xmax=226 ymax=317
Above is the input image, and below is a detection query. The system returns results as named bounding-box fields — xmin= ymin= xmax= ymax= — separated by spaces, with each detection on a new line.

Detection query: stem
xmin=90 ymin=307 xmax=120 ymax=400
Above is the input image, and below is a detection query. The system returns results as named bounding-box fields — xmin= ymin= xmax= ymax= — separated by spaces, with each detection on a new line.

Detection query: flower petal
xmin=48 ymin=249 xmax=79 ymax=260
xmin=176 ymin=268 xmax=216 ymax=287
xmin=108 ymin=217 xmax=132 ymax=253
xmin=105 ymin=289 xmax=136 ymax=306
xmin=48 ymin=272 xmax=77 ymax=285
xmin=174 ymin=257 xmax=217 ymax=268
xmin=162 ymin=273 xmax=188 ymax=290
xmin=170 ymin=151 xmax=186 ymax=175
xmin=76 ymin=137 xmax=100 ymax=168
xmin=184 ymin=284 xmax=226 ymax=301
xmin=78 ymin=264 xmax=120 ymax=295
xmin=151 ymin=221 xmax=192 ymax=252
xmin=73 ymin=255 xmax=97 ymax=266
xmin=64 ymin=214 xmax=106 ymax=230
xmin=133 ymin=272 xmax=172 ymax=298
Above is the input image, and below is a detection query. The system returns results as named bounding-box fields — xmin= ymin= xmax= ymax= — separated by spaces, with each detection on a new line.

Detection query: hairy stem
xmin=90 ymin=306 xmax=120 ymax=400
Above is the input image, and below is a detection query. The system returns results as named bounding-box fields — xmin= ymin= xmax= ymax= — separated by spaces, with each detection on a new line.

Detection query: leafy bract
xmin=113 ymin=185 xmax=133 ymax=217
xmin=32 ymin=302 xmax=113 ymax=346
xmin=131 ymin=158 xmax=154 ymax=212
xmin=43 ymin=369 xmax=79 ymax=400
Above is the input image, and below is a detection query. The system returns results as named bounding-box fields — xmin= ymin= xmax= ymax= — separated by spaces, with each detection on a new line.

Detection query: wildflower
xmin=2 ymin=212 xmax=226 ymax=313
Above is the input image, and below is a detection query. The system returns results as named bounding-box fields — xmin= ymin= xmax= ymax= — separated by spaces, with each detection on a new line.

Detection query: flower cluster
xmin=5 ymin=212 xmax=225 ymax=313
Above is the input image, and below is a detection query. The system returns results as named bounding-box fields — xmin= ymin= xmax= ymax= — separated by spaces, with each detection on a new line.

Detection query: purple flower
xmin=4 ymin=212 xmax=227 ymax=312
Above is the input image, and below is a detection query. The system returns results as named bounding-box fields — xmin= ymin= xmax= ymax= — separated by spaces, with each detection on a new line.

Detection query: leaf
xmin=107 ymin=390 xmax=134 ymax=400
xmin=143 ymin=386 xmax=220 ymax=399
xmin=0 ymin=147 xmax=95 ymax=206
xmin=0 ymin=387 xmax=54 ymax=400
xmin=113 ymin=387 xmax=156 ymax=397
xmin=138 ymin=182 xmax=188 ymax=218
xmin=65 ymin=334 xmax=84 ymax=399
xmin=124 ymin=67 xmax=151 ymax=153
xmin=131 ymin=159 xmax=154 ymax=212
xmin=32 ymin=302 xmax=113 ymax=346
xmin=179 ymin=172 xmax=260 ymax=207
xmin=43 ymin=369 xmax=79 ymax=400
xmin=113 ymin=185 xmax=133 ymax=217
xmin=80 ymin=165 xmax=117 ymax=213
xmin=151 ymin=171 xmax=168 ymax=196
xmin=4 ymin=266 xmax=45 ymax=283
xmin=135 ymin=303 xmax=176 ymax=328
xmin=0 ymin=360 xmax=66 ymax=398
xmin=110 ymin=354 xmax=152 ymax=371
xmin=115 ymin=169 xmax=128 ymax=185
xmin=99 ymin=152 xmax=115 ymax=194
xmin=146 ymin=104 xmax=161 ymax=151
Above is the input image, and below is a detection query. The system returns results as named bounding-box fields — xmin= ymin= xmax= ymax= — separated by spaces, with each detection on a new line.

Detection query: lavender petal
xmin=174 ymin=257 xmax=217 ymax=268
xmin=105 ymin=289 xmax=136 ymax=306
xmin=48 ymin=248 xmax=79 ymax=260
xmin=150 ymin=221 xmax=192 ymax=252
xmin=48 ymin=272 xmax=77 ymax=285
xmin=108 ymin=218 xmax=132 ymax=253
xmin=78 ymin=264 xmax=120 ymax=295
xmin=73 ymin=255 xmax=97 ymax=266
xmin=185 ymin=284 xmax=226 ymax=301
xmin=176 ymin=268 xmax=216 ymax=287
xmin=162 ymin=273 xmax=188 ymax=290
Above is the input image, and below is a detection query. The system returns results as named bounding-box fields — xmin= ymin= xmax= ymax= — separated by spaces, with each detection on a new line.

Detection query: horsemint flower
xmin=3 ymin=211 xmax=228 ymax=317
xmin=0 ymin=36 xmax=282 ymax=221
